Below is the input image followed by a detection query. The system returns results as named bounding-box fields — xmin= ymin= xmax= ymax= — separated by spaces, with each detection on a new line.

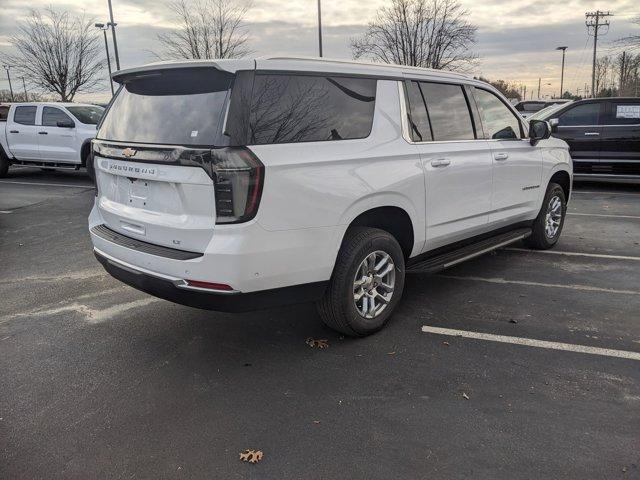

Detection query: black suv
xmin=538 ymin=97 xmax=640 ymax=182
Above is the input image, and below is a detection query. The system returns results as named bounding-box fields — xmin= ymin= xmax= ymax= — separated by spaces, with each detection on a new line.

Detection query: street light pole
xmin=3 ymin=65 xmax=14 ymax=102
xmin=556 ymin=46 xmax=568 ymax=99
xmin=107 ymin=0 xmax=121 ymax=70
xmin=317 ymin=0 xmax=323 ymax=57
xmin=96 ymin=23 xmax=115 ymax=96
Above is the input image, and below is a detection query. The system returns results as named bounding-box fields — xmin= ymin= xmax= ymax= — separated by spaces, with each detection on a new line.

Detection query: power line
xmin=586 ymin=10 xmax=613 ymax=97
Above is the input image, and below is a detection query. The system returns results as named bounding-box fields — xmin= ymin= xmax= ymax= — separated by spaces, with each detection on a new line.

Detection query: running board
xmin=406 ymin=228 xmax=532 ymax=274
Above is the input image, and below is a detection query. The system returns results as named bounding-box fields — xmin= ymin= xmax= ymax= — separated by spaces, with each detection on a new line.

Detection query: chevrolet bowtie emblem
xmin=122 ymin=148 xmax=137 ymax=158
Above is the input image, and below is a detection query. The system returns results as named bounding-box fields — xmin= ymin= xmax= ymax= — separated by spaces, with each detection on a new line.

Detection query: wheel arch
xmin=341 ymin=205 xmax=416 ymax=261
xmin=548 ymin=169 xmax=571 ymax=201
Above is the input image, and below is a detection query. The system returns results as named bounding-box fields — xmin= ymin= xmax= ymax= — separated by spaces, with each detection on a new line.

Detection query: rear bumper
xmin=95 ymin=249 xmax=327 ymax=312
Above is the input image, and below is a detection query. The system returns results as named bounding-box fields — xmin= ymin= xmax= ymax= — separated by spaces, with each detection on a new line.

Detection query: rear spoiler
xmin=111 ymin=59 xmax=253 ymax=84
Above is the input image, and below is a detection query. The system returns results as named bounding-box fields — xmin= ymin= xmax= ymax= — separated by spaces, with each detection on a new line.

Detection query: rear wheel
xmin=0 ymin=154 xmax=8 ymax=178
xmin=317 ymin=227 xmax=405 ymax=337
xmin=525 ymin=182 xmax=566 ymax=249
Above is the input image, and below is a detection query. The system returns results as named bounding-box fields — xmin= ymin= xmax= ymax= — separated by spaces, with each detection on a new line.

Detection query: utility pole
xmin=317 ymin=0 xmax=323 ymax=57
xmin=619 ymin=51 xmax=626 ymax=96
xmin=537 ymin=77 xmax=541 ymax=99
xmin=586 ymin=10 xmax=612 ymax=98
xmin=107 ymin=0 xmax=121 ymax=70
xmin=3 ymin=65 xmax=14 ymax=102
xmin=523 ymin=85 xmax=526 ymax=100
xmin=556 ymin=46 xmax=568 ymax=98
xmin=21 ymin=77 xmax=27 ymax=101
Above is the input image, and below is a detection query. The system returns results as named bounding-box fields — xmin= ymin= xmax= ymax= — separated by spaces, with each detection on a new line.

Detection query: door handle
xmin=38 ymin=131 xmax=48 ymax=135
xmin=584 ymin=132 xmax=599 ymax=136
xmin=430 ymin=158 xmax=451 ymax=167
xmin=9 ymin=130 xmax=18 ymax=133
xmin=494 ymin=152 xmax=509 ymax=161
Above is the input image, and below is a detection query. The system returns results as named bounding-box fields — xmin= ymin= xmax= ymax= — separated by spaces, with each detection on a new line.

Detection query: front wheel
xmin=317 ymin=227 xmax=405 ymax=337
xmin=85 ymin=152 xmax=95 ymax=183
xmin=525 ymin=182 xmax=566 ymax=250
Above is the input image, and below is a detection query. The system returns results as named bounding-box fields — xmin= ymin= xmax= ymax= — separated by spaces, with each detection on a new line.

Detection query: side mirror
xmin=57 ymin=119 xmax=75 ymax=128
xmin=529 ymin=119 xmax=551 ymax=146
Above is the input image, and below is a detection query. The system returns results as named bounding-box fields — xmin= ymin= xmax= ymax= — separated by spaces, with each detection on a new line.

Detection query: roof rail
xmin=259 ymin=56 xmax=470 ymax=78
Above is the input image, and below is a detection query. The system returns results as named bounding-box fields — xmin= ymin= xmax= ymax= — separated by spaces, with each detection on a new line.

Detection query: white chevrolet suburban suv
xmin=0 ymin=102 xmax=104 ymax=177
xmin=89 ymin=57 xmax=572 ymax=336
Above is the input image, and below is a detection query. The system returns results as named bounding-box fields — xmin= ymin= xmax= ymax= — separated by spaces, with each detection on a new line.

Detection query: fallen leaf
xmin=387 ymin=351 xmax=396 ymax=355
xmin=442 ymin=341 xmax=450 ymax=346
xmin=306 ymin=338 xmax=328 ymax=349
xmin=313 ymin=420 xmax=321 ymax=424
xmin=462 ymin=393 xmax=470 ymax=400
xmin=239 ymin=449 xmax=263 ymax=464
xmin=509 ymin=319 xmax=518 ymax=324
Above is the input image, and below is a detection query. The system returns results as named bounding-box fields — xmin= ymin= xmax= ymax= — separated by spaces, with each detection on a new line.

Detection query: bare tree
xmin=617 ymin=16 xmax=640 ymax=52
xmin=351 ymin=0 xmax=478 ymax=72
xmin=157 ymin=0 xmax=252 ymax=60
xmin=3 ymin=9 xmax=103 ymax=102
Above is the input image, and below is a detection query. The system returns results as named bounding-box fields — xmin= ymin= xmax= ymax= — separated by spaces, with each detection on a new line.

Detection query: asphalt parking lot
xmin=1 ymin=167 xmax=639 ymax=479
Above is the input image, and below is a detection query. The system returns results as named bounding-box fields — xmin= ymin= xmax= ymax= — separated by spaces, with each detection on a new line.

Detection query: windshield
xmin=529 ymin=103 xmax=567 ymax=121
xmin=67 ymin=106 xmax=105 ymax=125
xmin=97 ymin=67 xmax=234 ymax=146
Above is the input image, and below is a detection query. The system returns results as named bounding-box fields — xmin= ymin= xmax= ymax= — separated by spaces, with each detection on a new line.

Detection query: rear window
xmin=97 ymin=67 xmax=233 ymax=145
xmin=14 ymin=106 xmax=37 ymax=125
xmin=517 ymin=102 xmax=546 ymax=112
xmin=603 ymin=102 xmax=640 ymax=125
xmin=248 ymin=74 xmax=376 ymax=145
xmin=67 ymin=106 xmax=104 ymax=125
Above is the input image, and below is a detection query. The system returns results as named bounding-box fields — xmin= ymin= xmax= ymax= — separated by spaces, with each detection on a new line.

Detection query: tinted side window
xmin=420 ymin=82 xmax=475 ymax=141
xmin=42 ymin=107 xmax=73 ymax=127
xmin=0 ymin=106 xmax=9 ymax=121
xmin=603 ymin=102 xmax=640 ymax=125
xmin=405 ymin=81 xmax=432 ymax=142
xmin=249 ymin=74 xmax=376 ymax=144
xmin=14 ymin=106 xmax=37 ymax=125
xmin=558 ymin=103 xmax=600 ymax=126
xmin=474 ymin=88 xmax=522 ymax=140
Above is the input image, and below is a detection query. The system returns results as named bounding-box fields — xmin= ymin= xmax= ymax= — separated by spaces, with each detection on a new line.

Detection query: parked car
xmin=536 ymin=97 xmax=640 ymax=183
xmin=0 ymin=102 xmax=105 ymax=178
xmin=89 ymin=58 xmax=572 ymax=337
xmin=515 ymin=99 xmax=572 ymax=118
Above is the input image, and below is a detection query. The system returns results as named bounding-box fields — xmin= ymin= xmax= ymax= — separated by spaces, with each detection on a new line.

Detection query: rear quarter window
xmin=248 ymin=74 xmax=376 ymax=145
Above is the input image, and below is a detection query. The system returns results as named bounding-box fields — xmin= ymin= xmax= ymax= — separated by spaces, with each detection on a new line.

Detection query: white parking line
xmin=0 ymin=180 xmax=91 ymax=189
xmin=505 ymin=247 xmax=640 ymax=262
xmin=421 ymin=326 xmax=640 ymax=361
xmin=0 ymin=210 xmax=12 ymax=214
xmin=440 ymin=274 xmax=640 ymax=295
xmin=568 ymin=212 xmax=640 ymax=220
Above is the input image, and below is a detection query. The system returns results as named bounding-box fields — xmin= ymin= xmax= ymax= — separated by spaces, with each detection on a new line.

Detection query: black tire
xmin=85 ymin=152 xmax=95 ymax=183
xmin=0 ymin=155 xmax=8 ymax=178
xmin=525 ymin=182 xmax=566 ymax=250
xmin=317 ymin=227 xmax=405 ymax=337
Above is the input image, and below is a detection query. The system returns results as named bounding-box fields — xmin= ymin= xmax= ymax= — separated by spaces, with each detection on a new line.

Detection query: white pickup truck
xmin=0 ymin=102 xmax=104 ymax=178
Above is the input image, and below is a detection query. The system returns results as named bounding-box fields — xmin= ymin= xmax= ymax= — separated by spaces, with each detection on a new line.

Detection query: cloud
xmin=0 ymin=0 xmax=638 ymax=99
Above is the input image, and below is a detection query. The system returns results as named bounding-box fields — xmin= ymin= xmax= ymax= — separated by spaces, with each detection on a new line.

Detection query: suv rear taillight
xmin=211 ymin=147 xmax=264 ymax=224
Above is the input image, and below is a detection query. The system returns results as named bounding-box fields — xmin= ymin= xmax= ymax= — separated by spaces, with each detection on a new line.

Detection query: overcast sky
xmin=0 ymin=0 xmax=638 ymax=101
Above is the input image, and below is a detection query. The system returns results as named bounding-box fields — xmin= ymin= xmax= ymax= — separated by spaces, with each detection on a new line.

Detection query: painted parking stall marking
xmin=505 ymin=247 xmax=640 ymax=262
xmin=421 ymin=326 xmax=640 ymax=361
